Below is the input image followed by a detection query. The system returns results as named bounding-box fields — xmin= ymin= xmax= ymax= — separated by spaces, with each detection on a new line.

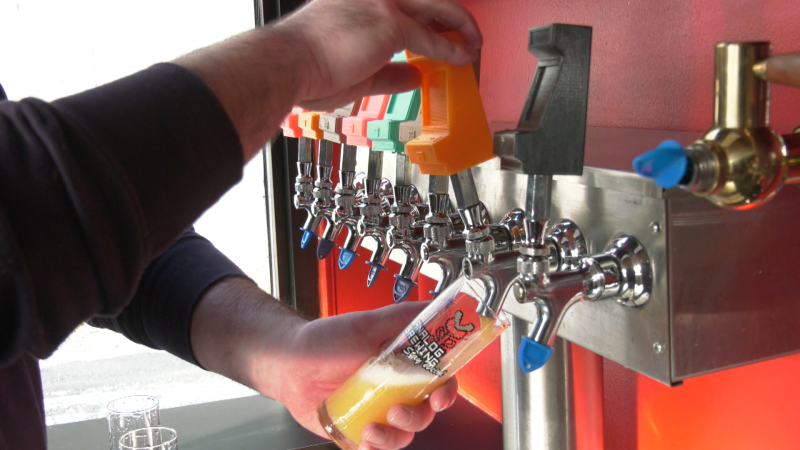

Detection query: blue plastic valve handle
xmin=316 ymin=238 xmax=336 ymax=260
xmin=299 ymin=228 xmax=316 ymax=249
xmin=518 ymin=336 xmax=554 ymax=373
xmin=632 ymin=140 xmax=688 ymax=189
xmin=365 ymin=262 xmax=387 ymax=288
xmin=338 ymin=248 xmax=359 ymax=270
xmin=392 ymin=275 xmax=418 ymax=303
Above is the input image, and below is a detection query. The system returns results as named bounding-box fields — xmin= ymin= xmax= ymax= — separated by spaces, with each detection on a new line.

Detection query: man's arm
xmin=90 ymin=228 xmax=458 ymax=450
xmin=89 ymin=231 xmax=248 ymax=364
xmin=0 ymin=65 xmax=243 ymax=364
xmin=0 ymin=0 xmax=480 ymax=368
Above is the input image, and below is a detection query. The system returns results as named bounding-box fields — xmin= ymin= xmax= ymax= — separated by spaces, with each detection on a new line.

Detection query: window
xmin=1 ymin=0 xmax=268 ymax=425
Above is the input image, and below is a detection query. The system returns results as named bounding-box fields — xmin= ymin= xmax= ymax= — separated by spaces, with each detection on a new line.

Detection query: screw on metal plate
xmin=649 ymin=221 xmax=661 ymax=235
xmin=513 ymin=283 xmax=525 ymax=301
xmin=653 ymin=342 xmax=664 ymax=354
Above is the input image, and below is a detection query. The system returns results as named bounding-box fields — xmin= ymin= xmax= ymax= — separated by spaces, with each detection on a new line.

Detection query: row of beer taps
xmin=281 ymin=24 xmax=800 ymax=372
xmin=280 ymin=26 xmax=655 ymax=372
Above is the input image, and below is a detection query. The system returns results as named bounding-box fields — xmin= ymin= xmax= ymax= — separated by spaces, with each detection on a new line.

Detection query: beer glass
xmin=318 ymin=276 xmax=510 ymax=450
xmin=107 ymin=395 xmax=160 ymax=450
xmin=119 ymin=427 xmax=178 ymax=450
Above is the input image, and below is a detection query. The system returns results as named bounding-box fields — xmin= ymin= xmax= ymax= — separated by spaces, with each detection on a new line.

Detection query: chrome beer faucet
xmin=385 ymin=154 xmax=426 ymax=301
xmin=418 ymin=175 xmax=462 ymax=297
xmin=356 ymin=151 xmax=393 ymax=285
xmin=317 ymin=144 xmax=359 ymax=261
xmin=295 ymin=137 xmax=318 ymax=249
xmin=301 ymin=140 xmax=336 ymax=254
xmin=448 ymin=169 xmax=526 ymax=316
xmin=314 ymin=101 xmax=363 ymax=261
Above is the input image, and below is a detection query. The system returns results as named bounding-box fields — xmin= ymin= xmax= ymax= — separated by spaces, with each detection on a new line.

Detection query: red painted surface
xmin=638 ymin=355 xmax=800 ymax=450
xmin=462 ymin=0 xmax=800 ymax=135
xmin=321 ymin=1 xmax=800 ymax=448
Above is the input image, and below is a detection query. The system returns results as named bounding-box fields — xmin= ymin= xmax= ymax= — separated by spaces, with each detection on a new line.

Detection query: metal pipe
xmin=450 ymin=169 xmax=481 ymax=209
xmin=715 ymin=42 xmax=771 ymax=129
xmin=502 ymin=327 xmax=576 ymax=450
xmin=502 ymin=330 xmax=603 ymax=450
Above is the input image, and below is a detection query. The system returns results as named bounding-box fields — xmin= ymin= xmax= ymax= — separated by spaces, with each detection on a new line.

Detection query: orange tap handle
xmin=280 ymin=107 xmax=305 ymax=138
xmin=404 ymin=31 xmax=493 ymax=175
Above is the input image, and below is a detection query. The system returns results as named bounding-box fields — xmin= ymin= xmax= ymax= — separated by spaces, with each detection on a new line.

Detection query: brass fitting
xmin=682 ymin=42 xmax=799 ymax=209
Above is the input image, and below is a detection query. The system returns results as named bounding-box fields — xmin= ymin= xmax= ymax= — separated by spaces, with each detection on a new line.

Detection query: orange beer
xmin=318 ymin=278 xmax=509 ymax=449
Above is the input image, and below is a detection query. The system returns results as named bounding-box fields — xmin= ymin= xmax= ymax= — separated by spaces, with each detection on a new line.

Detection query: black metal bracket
xmin=493 ymin=23 xmax=592 ymax=176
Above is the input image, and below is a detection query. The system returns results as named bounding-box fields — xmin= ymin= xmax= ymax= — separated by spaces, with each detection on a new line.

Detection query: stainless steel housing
xmin=406 ymin=125 xmax=800 ymax=385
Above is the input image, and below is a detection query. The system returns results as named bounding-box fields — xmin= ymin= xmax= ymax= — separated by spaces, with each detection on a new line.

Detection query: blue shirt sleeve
xmin=89 ymin=230 xmax=249 ymax=366
xmin=0 ymin=64 xmax=244 ymax=364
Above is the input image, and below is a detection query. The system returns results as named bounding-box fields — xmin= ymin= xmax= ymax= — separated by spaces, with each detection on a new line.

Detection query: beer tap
xmin=384 ymin=154 xmax=425 ymax=301
xmin=364 ymin=57 xmax=424 ymax=299
xmin=294 ymin=137 xmax=317 ymax=248
xmin=314 ymin=102 xmax=362 ymax=260
xmin=634 ymin=44 xmax=800 ymax=209
xmin=360 ymin=151 xmax=432 ymax=288
xmin=316 ymin=144 xmax=360 ymax=261
xmin=417 ymin=175 xmax=463 ymax=297
xmin=452 ymin=170 xmax=526 ymax=317
xmin=280 ymin=107 xmax=319 ymax=249
xmin=295 ymin=108 xmax=336 ymax=249
xmin=376 ymin=114 xmax=469 ymax=300
xmin=357 ymin=151 xmax=393 ymax=284
xmin=421 ymin=173 xmax=509 ymax=297
xmin=307 ymin=140 xmax=336 ymax=255
xmin=337 ymin=93 xmax=393 ymax=275
xmin=398 ymin=31 xmax=509 ymax=299
xmin=473 ymin=25 xmax=652 ymax=384
xmin=486 ymin=23 xmax=597 ymax=372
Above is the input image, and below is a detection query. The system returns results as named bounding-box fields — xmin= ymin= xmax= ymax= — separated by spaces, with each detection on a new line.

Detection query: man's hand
xmin=266 ymin=301 xmax=459 ymax=450
xmin=191 ymin=278 xmax=459 ymax=450
xmin=175 ymin=0 xmax=482 ymax=160
xmin=277 ymin=0 xmax=482 ymax=111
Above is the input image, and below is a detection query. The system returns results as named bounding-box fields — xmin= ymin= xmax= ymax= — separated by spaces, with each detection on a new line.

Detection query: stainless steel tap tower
xmin=493 ymin=24 xmax=596 ymax=450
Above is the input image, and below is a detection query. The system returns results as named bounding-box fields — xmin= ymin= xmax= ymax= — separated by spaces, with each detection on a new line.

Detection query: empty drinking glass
xmin=119 ymin=427 xmax=178 ymax=450
xmin=107 ymin=395 xmax=160 ymax=450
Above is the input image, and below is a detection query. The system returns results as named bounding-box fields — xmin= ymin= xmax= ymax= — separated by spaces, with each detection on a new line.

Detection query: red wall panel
xmin=463 ymin=0 xmax=800 ymax=134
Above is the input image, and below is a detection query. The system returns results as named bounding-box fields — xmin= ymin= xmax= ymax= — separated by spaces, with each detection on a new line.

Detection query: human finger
xmin=754 ymin=53 xmax=800 ymax=88
xmin=366 ymin=63 xmax=422 ymax=95
xmin=297 ymin=63 xmax=420 ymax=111
xmin=399 ymin=16 xmax=478 ymax=66
xmin=361 ymin=423 xmax=414 ymax=450
xmin=386 ymin=400 xmax=436 ymax=432
xmin=428 ymin=376 xmax=459 ymax=412
xmin=395 ymin=0 xmax=483 ymax=48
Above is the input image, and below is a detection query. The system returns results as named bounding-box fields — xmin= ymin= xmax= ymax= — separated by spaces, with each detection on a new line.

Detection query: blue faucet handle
xmin=365 ymin=262 xmax=387 ymax=288
xmin=299 ymin=228 xmax=316 ymax=249
xmin=392 ymin=275 xmax=418 ymax=303
xmin=338 ymin=248 xmax=359 ymax=270
xmin=316 ymin=238 xmax=336 ymax=260
xmin=632 ymin=140 xmax=688 ymax=189
xmin=518 ymin=337 xmax=554 ymax=373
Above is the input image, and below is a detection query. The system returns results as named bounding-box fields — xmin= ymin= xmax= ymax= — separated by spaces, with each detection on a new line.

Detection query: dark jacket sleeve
xmin=89 ymin=230 xmax=248 ymax=366
xmin=0 ymin=63 xmax=244 ymax=365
